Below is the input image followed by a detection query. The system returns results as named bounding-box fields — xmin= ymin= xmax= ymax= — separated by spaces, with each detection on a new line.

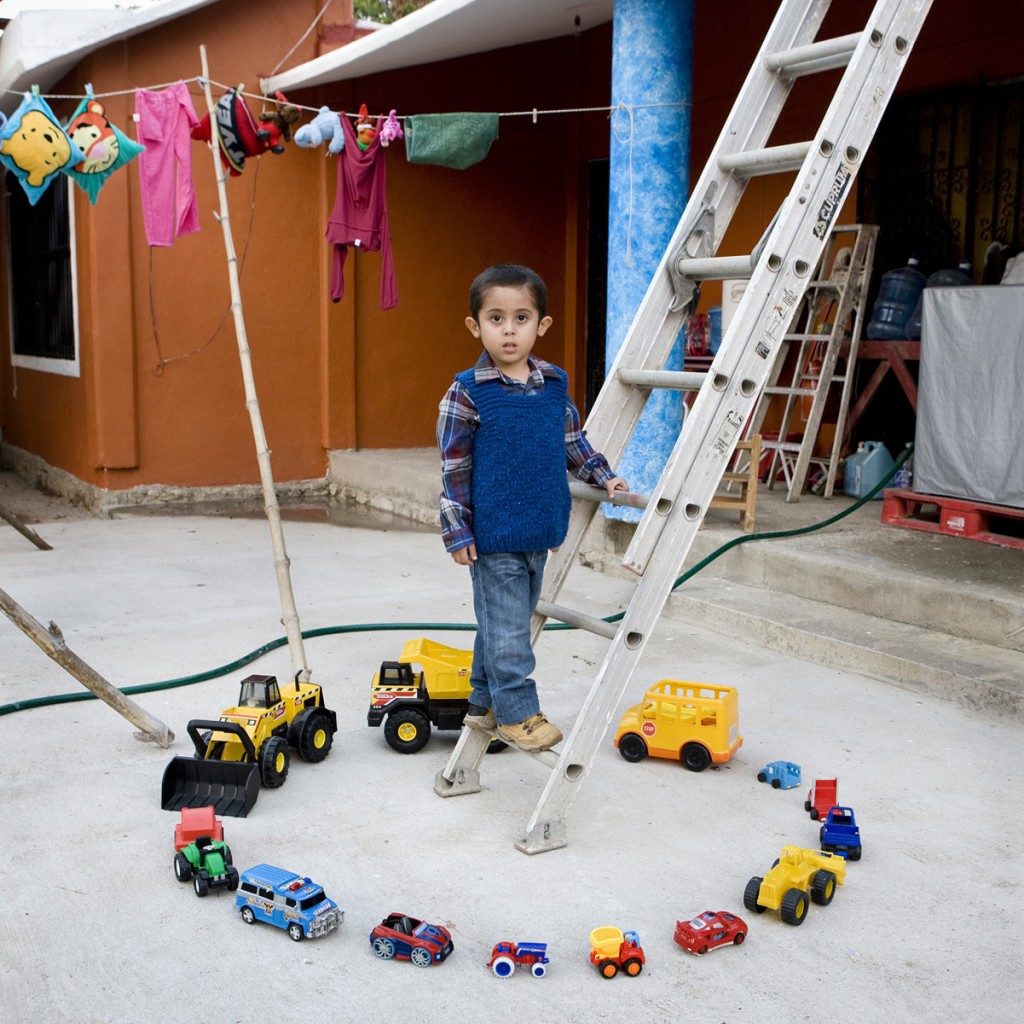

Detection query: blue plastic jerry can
xmin=843 ymin=441 xmax=894 ymax=500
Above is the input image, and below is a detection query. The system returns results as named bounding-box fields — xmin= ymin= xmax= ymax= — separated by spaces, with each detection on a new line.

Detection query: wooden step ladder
xmin=434 ymin=0 xmax=933 ymax=854
xmin=743 ymin=223 xmax=878 ymax=500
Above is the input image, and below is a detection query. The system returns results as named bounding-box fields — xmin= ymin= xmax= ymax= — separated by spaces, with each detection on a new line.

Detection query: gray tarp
xmin=915 ymin=284 xmax=1024 ymax=509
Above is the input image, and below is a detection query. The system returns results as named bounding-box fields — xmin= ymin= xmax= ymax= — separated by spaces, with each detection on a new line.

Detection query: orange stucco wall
xmin=0 ymin=0 xmax=330 ymax=489
xmin=291 ymin=26 xmax=615 ymax=451
xmin=2 ymin=0 xmax=1021 ymax=489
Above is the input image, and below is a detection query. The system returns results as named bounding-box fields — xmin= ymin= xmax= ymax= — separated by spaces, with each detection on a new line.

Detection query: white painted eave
xmin=0 ymin=0 xmax=221 ymax=114
xmin=263 ymin=0 xmax=612 ymax=94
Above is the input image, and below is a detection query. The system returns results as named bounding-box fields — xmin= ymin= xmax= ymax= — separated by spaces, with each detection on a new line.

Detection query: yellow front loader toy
xmin=161 ymin=673 xmax=337 ymax=817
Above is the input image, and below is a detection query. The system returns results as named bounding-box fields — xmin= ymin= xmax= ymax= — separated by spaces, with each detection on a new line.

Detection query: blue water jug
xmin=866 ymin=258 xmax=926 ymax=340
xmin=708 ymin=306 xmax=723 ymax=354
xmin=904 ymin=262 xmax=972 ymax=339
xmin=843 ymin=441 xmax=895 ymax=499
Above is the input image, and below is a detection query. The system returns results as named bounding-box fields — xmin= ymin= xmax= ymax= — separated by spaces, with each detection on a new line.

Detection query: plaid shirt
xmin=437 ymin=352 xmax=616 ymax=552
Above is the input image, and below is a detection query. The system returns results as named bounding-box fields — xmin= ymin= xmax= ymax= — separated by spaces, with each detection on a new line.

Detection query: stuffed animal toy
xmin=294 ymin=106 xmax=345 ymax=154
xmin=355 ymin=103 xmax=376 ymax=150
xmin=256 ymin=90 xmax=301 ymax=154
xmin=379 ymin=109 xmax=403 ymax=148
xmin=64 ymin=92 xmax=144 ymax=204
xmin=0 ymin=91 xmax=85 ymax=204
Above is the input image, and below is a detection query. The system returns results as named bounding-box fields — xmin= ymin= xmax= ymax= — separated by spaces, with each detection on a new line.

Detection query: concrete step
xmin=663 ymin=576 xmax=1024 ymax=717
xmin=584 ymin=513 xmax=1024 ymax=655
xmin=328 ymin=448 xmax=1024 ymax=711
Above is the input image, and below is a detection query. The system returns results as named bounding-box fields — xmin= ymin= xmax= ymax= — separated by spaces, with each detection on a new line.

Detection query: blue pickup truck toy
xmin=757 ymin=760 xmax=801 ymax=789
xmin=235 ymin=864 xmax=343 ymax=940
xmin=819 ymin=806 xmax=862 ymax=860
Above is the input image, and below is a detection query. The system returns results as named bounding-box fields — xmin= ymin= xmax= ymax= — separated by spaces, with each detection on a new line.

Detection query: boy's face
xmin=466 ymin=284 xmax=552 ymax=378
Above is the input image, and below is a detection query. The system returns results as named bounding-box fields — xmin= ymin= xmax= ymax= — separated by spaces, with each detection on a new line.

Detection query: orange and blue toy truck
xmin=488 ymin=941 xmax=549 ymax=978
xmin=589 ymin=927 xmax=645 ymax=978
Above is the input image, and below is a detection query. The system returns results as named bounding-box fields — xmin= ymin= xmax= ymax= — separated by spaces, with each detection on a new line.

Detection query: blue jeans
xmin=469 ymin=550 xmax=547 ymax=726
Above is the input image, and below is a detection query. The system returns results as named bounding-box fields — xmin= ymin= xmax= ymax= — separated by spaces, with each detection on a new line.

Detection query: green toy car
xmin=174 ymin=835 xmax=240 ymax=897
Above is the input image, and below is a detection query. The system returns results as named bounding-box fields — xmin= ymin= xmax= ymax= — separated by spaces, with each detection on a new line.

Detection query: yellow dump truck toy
xmin=368 ymin=638 xmax=505 ymax=754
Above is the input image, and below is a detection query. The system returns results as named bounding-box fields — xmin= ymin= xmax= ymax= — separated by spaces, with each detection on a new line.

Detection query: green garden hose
xmin=0 ymin=445 xmax=910 ymax=717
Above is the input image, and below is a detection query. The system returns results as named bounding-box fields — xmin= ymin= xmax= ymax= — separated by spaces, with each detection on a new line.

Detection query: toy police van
xmin=235 ymin=863 xmax=343 ymax=941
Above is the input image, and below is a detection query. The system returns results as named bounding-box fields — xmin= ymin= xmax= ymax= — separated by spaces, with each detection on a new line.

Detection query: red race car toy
xmin=673 ymin=911 xmax=748 ymax=954
xmin=370 ymin=913 xmax=454 ymax=967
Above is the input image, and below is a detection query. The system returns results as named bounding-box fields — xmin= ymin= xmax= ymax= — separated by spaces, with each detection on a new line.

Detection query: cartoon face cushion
xmin=64 ymin=96 xmax=145 ymax=204
xmin=0 ymin=93 xmax=85 ymax=205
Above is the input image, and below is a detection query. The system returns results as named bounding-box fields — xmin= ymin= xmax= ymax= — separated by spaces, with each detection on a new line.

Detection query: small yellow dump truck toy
xmin=368 ymin=638 xmax=505 ymax=754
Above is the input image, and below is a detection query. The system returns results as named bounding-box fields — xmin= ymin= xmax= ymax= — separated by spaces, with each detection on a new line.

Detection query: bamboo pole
xmin=0 ymin=586 xmax=174 ymax=747
xmin=198 ymin=46 xmax=310 ymax=683
xmin=0 ymin=499 xmax=52 ymax=550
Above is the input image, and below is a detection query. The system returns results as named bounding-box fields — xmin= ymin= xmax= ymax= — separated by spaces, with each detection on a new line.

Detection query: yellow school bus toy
xmin=613 ymin=680 xmax=742 ymax=772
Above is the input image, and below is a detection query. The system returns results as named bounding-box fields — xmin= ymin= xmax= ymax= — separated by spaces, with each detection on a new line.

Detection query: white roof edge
xmin=262 ymin=0 xmax=612 ymax=95
xmin=263 ymin=0 xmax=478 ymax=94
xmin=0 ymin=0 xmax=221 ymax=112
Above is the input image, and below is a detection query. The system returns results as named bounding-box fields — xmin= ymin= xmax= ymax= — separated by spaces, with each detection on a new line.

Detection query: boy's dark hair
xmin=469 ymin=264 xmax=548 ymax=320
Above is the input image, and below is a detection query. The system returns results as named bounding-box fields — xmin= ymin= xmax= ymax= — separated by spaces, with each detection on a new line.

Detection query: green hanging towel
xmin=405 ymin=113 xmax=499 ymax=170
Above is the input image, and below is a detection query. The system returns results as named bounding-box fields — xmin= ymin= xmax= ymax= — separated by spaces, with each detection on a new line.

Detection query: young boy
xmin=437 ymin=264 xmax=627 ymax=752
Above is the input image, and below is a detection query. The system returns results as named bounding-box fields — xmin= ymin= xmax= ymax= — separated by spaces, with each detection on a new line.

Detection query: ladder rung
xmin=568 ymin=479 xmax=649 ymax=511
xmin=718 ymin=141 xmax=811 ymax=177
xmin=675 ymin=254 xmax=755 ymax=281
xmin=761 ymin=441 xmax=803 ymax=452
xmin=524 ymin=748 xmax=560 ymax=770
xmin=617 ymin=368 xmax=707 ymax=392
xmin=765 ymin=32 xmax=861 ymax=77
xmin=535 ymin=600 xmax=618 ymax=640
xmin=809 ymin=279 xmax=841 ymax=290
xmin=721 ymin=471 xmax=750 ymax=482
xmin=783 ymin=332 xmax=832 ymax=341
xmin=763 ymin=386 xmax=808 ymax=396
xmin=802 ymin=374 xmax=845 ymax=383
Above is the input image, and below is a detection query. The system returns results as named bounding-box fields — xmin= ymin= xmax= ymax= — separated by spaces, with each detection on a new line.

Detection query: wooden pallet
xmin=881 ymin=488 xmax=1024 ymax=551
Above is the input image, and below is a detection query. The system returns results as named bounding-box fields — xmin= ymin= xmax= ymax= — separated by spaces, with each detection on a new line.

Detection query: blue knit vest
xmin=458 ymin=366 xmax=571 ymax=554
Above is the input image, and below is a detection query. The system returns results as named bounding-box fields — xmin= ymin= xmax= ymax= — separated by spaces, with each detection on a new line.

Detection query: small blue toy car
xmin=820 ymin=806 xmax=862 ymax=860
xmin=757 ymin=760 xmax=801 ymax=789
xmin=235 ymin=864 xmax=343 ymax=940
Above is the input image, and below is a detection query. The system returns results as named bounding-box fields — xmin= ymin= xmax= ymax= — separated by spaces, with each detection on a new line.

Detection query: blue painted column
xmin=605 ymin=0 xmax=693 ymax=522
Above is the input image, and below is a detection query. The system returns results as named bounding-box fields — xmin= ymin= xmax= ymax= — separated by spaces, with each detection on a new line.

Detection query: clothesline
xmin=4 ymin=78 xmax=690 ymax=120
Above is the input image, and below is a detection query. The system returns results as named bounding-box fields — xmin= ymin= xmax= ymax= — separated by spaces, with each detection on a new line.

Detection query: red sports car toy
xmin=673 ymin=911 xmax=748 ymax=954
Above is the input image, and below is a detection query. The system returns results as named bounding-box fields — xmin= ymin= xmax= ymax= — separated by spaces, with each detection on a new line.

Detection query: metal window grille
xmin=859 ymin=79 xmax=1024 ymax=282
xmin=6 ymin=173 xmax=75 ymax=360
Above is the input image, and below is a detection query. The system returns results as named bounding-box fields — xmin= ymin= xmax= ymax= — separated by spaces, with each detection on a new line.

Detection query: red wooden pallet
xmin=881 ymin=488 xmax=1024 ymax=551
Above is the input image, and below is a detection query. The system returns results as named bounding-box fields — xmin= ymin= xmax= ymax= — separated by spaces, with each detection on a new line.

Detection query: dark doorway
xmin=584 ymin=158 xmax=609 ymax=414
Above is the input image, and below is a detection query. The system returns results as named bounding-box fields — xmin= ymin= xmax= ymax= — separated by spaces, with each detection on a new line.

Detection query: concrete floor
xmin=1 ymin=493 xmax=1021 ymax=1024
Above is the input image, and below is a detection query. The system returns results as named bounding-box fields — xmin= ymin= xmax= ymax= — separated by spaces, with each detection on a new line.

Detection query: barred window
xmin=6 ymin=173 xmax=79 ymax=375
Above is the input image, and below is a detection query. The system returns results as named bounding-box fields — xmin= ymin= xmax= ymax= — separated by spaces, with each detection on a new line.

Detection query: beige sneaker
xmin=463 ymin=704 xmax=496 ymax=732
xmin=496 ymin=713 xmax=563 ymax=752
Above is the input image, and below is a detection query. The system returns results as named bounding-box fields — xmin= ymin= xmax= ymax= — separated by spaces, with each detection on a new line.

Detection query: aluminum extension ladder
xmin=434 ymin=0 xmax=933 ymax=854
xmin=742 ymin=222 xmax=878 ymax=500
